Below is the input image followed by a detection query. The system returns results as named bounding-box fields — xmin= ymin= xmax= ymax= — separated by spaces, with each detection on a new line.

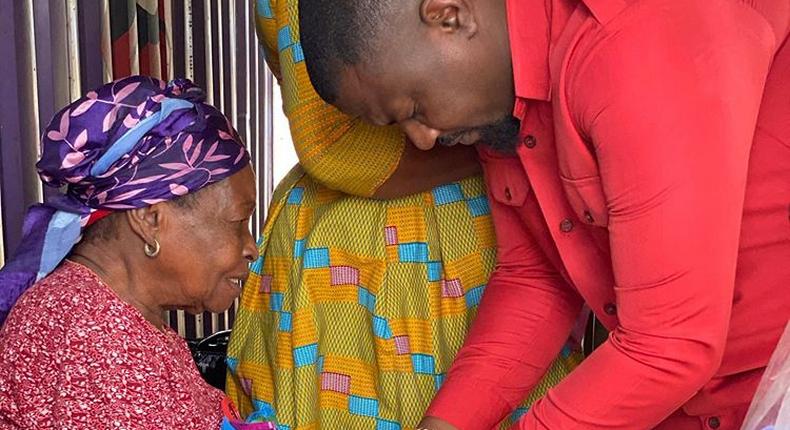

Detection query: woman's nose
xmin=242 ymin=231 xmax=259 ymax=262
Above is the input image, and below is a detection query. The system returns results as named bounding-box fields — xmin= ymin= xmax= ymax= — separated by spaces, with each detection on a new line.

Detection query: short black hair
xmin=298 ymin=0 xmax=396 ymax=104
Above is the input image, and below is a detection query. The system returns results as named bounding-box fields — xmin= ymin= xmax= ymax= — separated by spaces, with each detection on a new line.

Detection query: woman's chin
xmin=202 ymin=298 xmax=237 ymax=315
xmin=182 ymin=306 xmax=205 ymax=315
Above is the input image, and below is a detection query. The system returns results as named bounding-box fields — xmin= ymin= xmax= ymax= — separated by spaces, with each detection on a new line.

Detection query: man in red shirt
xmin=295 ymin=0 xmax=790 ymax=428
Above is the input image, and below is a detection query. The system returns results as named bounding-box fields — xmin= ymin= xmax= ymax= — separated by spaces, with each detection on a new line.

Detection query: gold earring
xmin=144 ymin=239 xmax=161 ymax=258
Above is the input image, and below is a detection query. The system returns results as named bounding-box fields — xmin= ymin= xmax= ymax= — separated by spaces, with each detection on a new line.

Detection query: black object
xmin=188 ymin=329 xmax=231 ymax=390
xmin=583 ymin=313 xmax=609 ymax=357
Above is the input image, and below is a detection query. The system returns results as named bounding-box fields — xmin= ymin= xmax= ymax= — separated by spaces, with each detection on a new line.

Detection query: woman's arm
xmin=372 ymin=142 xmax=481 ymax=199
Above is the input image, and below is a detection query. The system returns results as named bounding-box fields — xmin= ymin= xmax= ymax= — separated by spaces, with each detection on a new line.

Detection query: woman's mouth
xmin=227 ymin=277 xmax=245 ymax=290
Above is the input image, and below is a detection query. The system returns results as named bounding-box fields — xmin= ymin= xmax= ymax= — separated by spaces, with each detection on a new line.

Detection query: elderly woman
xmin=0 ymin=76 xmax=265 ymax=429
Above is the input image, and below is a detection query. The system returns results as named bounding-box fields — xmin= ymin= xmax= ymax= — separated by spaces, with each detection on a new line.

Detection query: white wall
xmin=271 ymin=81 xmax=298 ymax=186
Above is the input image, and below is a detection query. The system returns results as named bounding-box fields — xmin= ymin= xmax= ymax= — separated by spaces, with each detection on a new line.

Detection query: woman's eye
xmin=229 ymin=218 xmax=247 ymax=226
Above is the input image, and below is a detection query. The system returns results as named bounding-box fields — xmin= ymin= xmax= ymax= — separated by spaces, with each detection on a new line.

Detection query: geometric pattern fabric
xmin=226 ymin=167 xmax=582 ymax=429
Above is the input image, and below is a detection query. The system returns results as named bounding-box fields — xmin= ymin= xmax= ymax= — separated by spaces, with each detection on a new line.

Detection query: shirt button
xmin=504 ymin=187 xmax=512 ymax=201
xmin=583 ymin=211 xmax=595 ymax=224
xmin=524 ymin=135 xmax=537 ymax=148
xmin=707 ymin=417 xmax=721 ymax=429
xmin=604 ymin=303 xmax=617 ymax=316
xmin=560 ymin=219 xmax=574 ymax=232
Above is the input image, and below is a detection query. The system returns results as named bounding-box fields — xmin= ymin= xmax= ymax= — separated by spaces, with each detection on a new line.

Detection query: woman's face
xmin=156 ymin=166 xmax=258 ymax=314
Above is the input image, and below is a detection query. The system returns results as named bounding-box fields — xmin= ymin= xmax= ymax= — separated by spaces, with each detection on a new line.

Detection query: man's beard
xmin=435 ymin=115 xmax=522 ymax=155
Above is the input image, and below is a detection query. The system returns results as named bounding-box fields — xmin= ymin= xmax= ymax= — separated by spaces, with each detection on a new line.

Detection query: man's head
xmin=299 ymin=0 xmax=520 ymax=153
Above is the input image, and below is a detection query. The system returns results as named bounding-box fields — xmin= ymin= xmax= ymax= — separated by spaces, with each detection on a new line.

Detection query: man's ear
xmin=419 ymin=0 xmax=478 ymax=37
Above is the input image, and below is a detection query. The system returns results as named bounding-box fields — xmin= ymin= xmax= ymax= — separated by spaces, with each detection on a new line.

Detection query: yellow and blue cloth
xmin=225 ymin=1 xmax=583 ymax=429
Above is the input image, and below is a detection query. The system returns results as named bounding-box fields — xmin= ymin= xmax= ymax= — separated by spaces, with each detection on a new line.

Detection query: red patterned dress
xmin=0 ymin=261 xmax=224 ymax=429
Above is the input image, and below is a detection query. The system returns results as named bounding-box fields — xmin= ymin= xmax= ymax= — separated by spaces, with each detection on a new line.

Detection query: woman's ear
xmin=125 ymin=204 xmax=164 ymax=246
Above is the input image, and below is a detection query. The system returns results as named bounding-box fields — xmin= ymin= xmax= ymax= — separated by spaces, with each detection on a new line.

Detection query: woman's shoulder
xmin=1 ymin=262 xmax=121 ymax=342
xmin=0 ymin=260 xmax=171 ymax=373
xmin=10 ymin=261 xmax=111 ymax=319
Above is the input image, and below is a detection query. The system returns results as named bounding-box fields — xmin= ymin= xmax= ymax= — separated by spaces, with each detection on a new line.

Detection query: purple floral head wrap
xmin=0 ymin=75 xmax=250 ymax=325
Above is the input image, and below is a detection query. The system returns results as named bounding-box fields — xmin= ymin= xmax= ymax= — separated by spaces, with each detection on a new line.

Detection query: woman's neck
xmin=70 ymin=242 xmax=168 ymax=331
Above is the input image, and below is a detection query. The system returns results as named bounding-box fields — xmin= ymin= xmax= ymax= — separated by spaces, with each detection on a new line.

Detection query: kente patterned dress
xmin=224 ymin=1 xmax=583 ymax=429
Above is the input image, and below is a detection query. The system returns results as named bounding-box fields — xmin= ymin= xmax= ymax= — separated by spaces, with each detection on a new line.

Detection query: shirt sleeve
xmin=515 ymin=4 xmax=776 ymax=428
xmin=0 ymin=292 xmax=62 ymax=428
xmin=425 ymin=154 xmax=584 ymax=429
xmin=0 ymin=316 xmax=47 ymax=428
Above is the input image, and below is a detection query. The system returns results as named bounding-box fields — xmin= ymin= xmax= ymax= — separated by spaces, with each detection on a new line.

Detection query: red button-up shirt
xmin=426 ymin=1 xmax=790 ymax=429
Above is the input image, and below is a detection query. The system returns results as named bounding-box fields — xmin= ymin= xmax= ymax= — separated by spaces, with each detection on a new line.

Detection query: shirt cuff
xmin=425 ymin=375 xmax=513 ymax=430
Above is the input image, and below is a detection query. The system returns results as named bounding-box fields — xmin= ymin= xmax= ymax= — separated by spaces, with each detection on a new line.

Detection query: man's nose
xmin=399 ymin=120 xmax=442 ymax=150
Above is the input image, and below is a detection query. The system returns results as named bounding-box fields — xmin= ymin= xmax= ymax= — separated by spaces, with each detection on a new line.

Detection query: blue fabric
xmin=36 ymin=211 xmax=82 ymax=281
xmin=91 ymin=98 xmax=194 ymax=176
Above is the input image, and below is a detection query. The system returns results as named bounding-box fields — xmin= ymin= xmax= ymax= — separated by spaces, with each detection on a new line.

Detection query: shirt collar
xmin=507 ymin=0 xmax=582 ymax=106
xmin=506 ymin=0 xmax=553 ymax=102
